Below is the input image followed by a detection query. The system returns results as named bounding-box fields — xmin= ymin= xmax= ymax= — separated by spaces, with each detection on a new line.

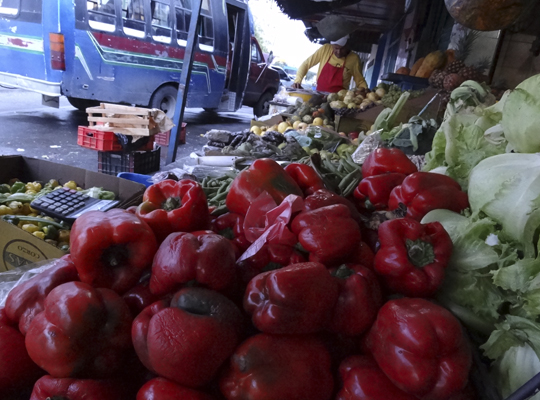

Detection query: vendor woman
xmin=291 ymin=34 xmax=368 ymax=92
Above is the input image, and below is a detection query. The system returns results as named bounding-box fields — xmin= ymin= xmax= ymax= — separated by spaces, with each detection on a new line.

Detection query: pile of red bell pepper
xmin=0 ymin=154 xmax=475 ymax=400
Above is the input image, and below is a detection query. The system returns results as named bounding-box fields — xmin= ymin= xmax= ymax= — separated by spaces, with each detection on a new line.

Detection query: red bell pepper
xmin=284 ymin=162 xmax=325 ymax=195
xmin=237 ymin=243 xmax=306 ymax=283
xmin=291 ymin=204 xmax=362 ymax=266
xmin=244 ymin=262 xmax=339 ymax=334
xmin=70 ymin=209 xmax=158 ymax=294
xmin=220 ymin=333 xmax=334 ymax=400
xmin=212 ymin=212 xmax=251 ymax=253
xmin=30 ymin=375 xmax=134 ymax=400
xmin=225 ymin=158 xmax=303 ymax=216
xmin=349 ymin=241 xmax=376 ymax=270
xmin=388 ymin=172 xmax=469 ymax=221
xmin=136 ymin=179 xmax=211 ymax=242
xmin=122 ymin=273 xmax=160 ymax=318
xmin=304 ymin=188 xmax=361 ymax=223
xmin=132 ymin=287 xmax=244 ymax=388
xmin=0 ymin=308 xmax=44 ymax=395
xmin=362 ymin=148 xmax=418 ymax=178
xmin=353 ymin=173 xmax=407 ymax=210
xmin=137 ymin=377 xmax=216 ymax=400
xmin=330 ymin=264 xmax=382 ymax=336
xmin=374 ymin=218 xmax=452 ymax=297
xmin=336 ymin=355 xmax=417 ymax=400
xmin=366 ymin=298 xmax=472 ymax=400
xmin=150 ymin=231 xmax=237 ymax=296
xmin=5 ymin=255 xmax=79 ymax=335
xmin=25 ymin=281 xmax=133 ymax=379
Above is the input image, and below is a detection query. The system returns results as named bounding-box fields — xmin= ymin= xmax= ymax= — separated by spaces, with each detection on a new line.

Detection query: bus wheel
xmin=150 ymin=85 xmax=177 ymax=119
xmin=67 ymin=97 xmax=100 ymax=112
xmin=253 ymin=91 xmax=273 ymax=118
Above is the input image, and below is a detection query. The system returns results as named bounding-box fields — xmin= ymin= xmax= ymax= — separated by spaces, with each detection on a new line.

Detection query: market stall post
xmin=166 ymin=0 xmax=203 ymax=165
xmin=369 ymin=34 xmax=388 ymax=90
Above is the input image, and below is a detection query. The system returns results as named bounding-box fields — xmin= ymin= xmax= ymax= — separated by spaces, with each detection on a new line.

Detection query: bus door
xmin=0 ymin=0 xmax=63 ymax=97
xmin=222 ymin=0 xmax=249 ymax=111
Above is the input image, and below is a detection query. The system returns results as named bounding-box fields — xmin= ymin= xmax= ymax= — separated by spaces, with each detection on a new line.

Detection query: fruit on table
xmin=410 ymin=57 xmax=425 ymax=76
xmin=415 ymin=50 xmax=446 ymax=78
xmin=443 ymin=73 xmax=466 ymax=91
xmin=250 ymin=125 xmax=262 ymax=136
xmin=277 ymin=121 xmax=291 ymax=133
xmin=395 ymin=66 xmax=411 ymax=75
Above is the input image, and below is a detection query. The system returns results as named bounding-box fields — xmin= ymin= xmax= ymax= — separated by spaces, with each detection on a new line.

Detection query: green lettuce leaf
xmin=468 ymin=153 xmax=540 ymax=258
xmin=423 ymin=107 xmax=506 ymax=190
xmin=502 ymin=73 xmax=540 ymax=153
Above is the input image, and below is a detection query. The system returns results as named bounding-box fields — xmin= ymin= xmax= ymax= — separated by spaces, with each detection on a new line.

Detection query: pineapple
xmin=443 ymin=73 xmax=465 ymax=91
xmin=439 ymin=90 xmax=451 ymax=114
xmin=429 ymin=70 xmax=447 ymax=89
xmin=445 ymin=60 xmax=465 ymax=74
xmin=458 ymin=66 xmax=482 ymax=82
xmin=445 ymin=30 xmax=479 ymax=74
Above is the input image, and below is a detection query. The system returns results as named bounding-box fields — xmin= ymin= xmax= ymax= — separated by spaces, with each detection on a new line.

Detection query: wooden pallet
xmin=86 ymin=103 xmax=162 ymax=136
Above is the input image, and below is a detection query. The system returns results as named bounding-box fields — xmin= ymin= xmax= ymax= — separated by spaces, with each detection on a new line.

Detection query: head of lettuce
xmin=502 ymin=73 xmax=540 ymax=153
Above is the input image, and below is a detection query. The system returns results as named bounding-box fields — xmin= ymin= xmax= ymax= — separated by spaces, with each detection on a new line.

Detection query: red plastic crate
xmin=77 ymin=126 xmax=122 ymax=151
xmin=78 ymin=126 xmax=155 ymax=151
xmin=155 ymin=123 xmax=187 ymax=146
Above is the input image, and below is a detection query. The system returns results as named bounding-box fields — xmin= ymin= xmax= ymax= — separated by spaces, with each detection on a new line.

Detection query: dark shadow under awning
xmin=274 ymin=0 xmax=407 ymax=52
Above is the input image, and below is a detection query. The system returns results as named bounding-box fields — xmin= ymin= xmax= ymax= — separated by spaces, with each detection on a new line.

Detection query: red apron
xmin=316 ymin=55 xmax=345 ymax=93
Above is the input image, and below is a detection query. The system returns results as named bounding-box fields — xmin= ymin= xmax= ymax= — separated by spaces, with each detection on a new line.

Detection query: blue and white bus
xmin=0 ymin=0 xmax=280 ymax=117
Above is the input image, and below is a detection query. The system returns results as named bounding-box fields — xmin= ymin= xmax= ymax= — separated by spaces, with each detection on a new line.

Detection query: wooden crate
xmin=86 ymin=103 xmax=162 ymax=137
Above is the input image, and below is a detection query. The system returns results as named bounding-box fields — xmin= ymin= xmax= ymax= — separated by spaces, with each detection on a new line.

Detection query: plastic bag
xmin=0 ymin=259 xmax=62 ymax=306
xmin=352 ymin=131 xmax=384 ymax=164
xmin=238 ymin=193 xmax=304 ymax=262
xmin=205 ymin=129 xmax=233 ymax=145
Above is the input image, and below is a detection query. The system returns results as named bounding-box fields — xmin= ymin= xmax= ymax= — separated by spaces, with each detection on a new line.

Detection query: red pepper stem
xmin=219 ymin=227 xmax=235 ymax=240
xmin=101 ymin=245 xmax=129 ymax=268
xmin=333 ymin=265 xmax=354 ymax=279
xmin=406 ymin=239 xmax=435 ymax=268
xmin=163 ymin=196 xmax=182 ymax=211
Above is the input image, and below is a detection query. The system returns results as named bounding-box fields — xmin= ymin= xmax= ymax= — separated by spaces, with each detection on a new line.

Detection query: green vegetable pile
xmin=379 ymin=83 xmax=424 ymax=109
xmin=414 ymin=73 xmax=540 ymax=398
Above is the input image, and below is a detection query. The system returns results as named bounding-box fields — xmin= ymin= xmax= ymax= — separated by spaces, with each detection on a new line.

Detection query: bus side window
xmin=0 ymin=0 xmax=20 ymax=17
xmin=87 ymin=0 xmax=115 ymax=32
xmin=198 ymin=0 xmax=213 ymax=51
xmin=174 ymin=0 xmax=191 ymax=43
xmin=151 ymin=0 xmax=171 ymax=44
xmin=122 ymin=0 xmax=145 ymax=38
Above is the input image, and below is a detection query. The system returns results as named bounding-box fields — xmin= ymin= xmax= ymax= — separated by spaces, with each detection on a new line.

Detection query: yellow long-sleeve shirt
xmin=294 ymin=44 xmax=368 ymax=89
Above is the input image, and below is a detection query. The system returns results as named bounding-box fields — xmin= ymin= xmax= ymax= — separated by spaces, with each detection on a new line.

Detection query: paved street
xmin=0 ymin=86 xmax=254 ymax=172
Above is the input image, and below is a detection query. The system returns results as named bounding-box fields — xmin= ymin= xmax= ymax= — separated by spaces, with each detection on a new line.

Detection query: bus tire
xmin=253 ymin=91 xmax=273 ymax=118
xmin=150 ymin=85 xmax=178 ymax=119
xmin=66 ymin=97 xmax=100 ymax=112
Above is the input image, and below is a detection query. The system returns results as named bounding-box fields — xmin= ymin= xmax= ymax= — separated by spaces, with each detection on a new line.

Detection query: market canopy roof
xmin=273 ymin=0 xmax=407 ymax=53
